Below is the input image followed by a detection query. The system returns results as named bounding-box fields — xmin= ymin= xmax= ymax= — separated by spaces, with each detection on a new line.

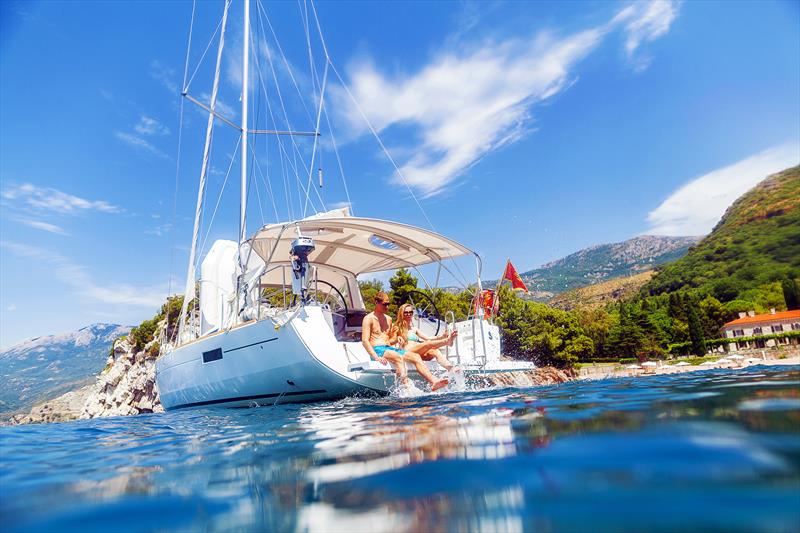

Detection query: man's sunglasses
xmin=378 ymin=301 xmax=390 ymax=305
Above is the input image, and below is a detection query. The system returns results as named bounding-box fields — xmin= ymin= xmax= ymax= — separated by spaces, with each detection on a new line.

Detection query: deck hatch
xmin=202 ymin=348 xmax=223 ymax=363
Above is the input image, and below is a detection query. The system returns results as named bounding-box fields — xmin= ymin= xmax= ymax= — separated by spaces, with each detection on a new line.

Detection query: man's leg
xmin=382 ymin=350 xmax=408 ymax=384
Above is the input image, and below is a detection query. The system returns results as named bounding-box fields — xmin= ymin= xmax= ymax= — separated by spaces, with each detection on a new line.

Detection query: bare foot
xmin=447 ymin=330 xmax=458 ymax=347
xmin=431 ymin=379 xmax=449 ymax=392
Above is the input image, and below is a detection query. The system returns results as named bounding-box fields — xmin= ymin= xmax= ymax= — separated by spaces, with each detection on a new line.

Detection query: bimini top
xmin=248 ymin=207 xmax=473 ymax=278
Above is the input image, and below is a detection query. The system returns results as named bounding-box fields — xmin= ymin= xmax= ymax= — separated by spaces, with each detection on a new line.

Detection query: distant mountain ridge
xmin=511 ymin=235 xmax=701 ymax=300
xmin=0 ymin=323 xmax=131 ymax=414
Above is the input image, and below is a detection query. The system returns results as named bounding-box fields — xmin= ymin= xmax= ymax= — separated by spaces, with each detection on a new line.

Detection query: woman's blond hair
xmin=392 ymin=303 xmax=414 ymax=343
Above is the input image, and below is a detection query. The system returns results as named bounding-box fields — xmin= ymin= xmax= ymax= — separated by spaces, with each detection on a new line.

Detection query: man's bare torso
xmin=365 ymin=312 xmax=392 ymax=346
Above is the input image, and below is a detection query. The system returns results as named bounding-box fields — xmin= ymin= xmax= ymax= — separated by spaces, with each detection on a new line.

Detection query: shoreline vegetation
xmin=5 ymin=167 xmax=798 ymax=426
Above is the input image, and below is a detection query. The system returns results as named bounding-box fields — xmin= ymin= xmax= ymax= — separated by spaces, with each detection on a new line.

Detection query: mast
xmin=239 ymin=0 xmax=250 ymax=248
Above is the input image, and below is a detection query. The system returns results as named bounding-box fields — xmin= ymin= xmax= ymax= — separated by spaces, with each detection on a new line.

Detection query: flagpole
xmin=490 ymin=258 xmax=509 ymax=321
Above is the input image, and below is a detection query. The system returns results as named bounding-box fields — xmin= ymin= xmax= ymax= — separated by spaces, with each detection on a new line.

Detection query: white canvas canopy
xmin=248 ymin=208 xmax=474 ymax=287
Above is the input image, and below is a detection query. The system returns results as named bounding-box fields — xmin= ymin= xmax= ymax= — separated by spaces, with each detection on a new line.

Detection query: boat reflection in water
xmin=3 ymin=367 xmax=799 ymax=532
xmin=296 ymin=398 xmax=546 ymax=533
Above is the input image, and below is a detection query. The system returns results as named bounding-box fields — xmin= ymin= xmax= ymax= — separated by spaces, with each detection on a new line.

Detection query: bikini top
xmin=407 ymin=331 xmax=420 ymax=342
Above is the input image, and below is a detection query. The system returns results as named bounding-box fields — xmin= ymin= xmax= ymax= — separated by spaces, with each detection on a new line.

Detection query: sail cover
xmin=248 ymin=209 xmax=473 ymax=282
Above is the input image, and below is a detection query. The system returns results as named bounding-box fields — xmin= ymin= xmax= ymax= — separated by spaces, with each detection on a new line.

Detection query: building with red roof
xmin=721 ymin=309 xmax=800 ymax=349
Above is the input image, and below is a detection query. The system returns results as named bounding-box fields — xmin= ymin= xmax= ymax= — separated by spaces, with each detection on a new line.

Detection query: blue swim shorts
xmin=373 ymin=345 xmax=406 ymax=357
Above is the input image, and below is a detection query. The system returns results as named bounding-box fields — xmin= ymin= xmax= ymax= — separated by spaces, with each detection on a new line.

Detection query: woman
xmin=393 ymin=303 xmax=460 ymax=373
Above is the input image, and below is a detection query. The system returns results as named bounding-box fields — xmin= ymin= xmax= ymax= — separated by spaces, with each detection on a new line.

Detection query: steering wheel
xmin=306 ymin=280 xmax=349 ymax=337
xmin=405 ymin=289 xmax=442 ymax=336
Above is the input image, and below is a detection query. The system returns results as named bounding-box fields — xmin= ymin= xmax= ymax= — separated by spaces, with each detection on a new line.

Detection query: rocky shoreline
xmin=9 ymin=343 xmax=797 ymax=426
xmin=8 ymin=335 xmax=163 ymax=426
xmin=7 ymin=340 xmax=574 ymax=425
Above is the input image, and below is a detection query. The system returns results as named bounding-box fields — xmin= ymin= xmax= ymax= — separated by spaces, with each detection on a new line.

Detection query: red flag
xmin=502 ymin=260 xmax=529 ymax=293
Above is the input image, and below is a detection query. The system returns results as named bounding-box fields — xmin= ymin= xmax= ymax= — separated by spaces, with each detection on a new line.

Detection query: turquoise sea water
xmin=2 ymin=365 xmax=799 ymax=532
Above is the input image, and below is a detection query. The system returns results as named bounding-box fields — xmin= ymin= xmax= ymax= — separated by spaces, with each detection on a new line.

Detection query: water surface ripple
xmin=2 ymin=365 xmax=799 ymax=532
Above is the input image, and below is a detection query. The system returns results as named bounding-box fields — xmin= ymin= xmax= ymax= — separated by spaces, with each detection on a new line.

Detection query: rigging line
xmin=300 ymin=0 xmax=325 ymax=213
xmin=299 ymin=0 xmax=322 ymax=109
xmin=257 ymin=11 xmax=325 ymax=216
xmin=168 ymin=0 xmax=197 ymax=303
xmin=247 ymin=24 xmax=269 ymax=228
xmin=167 ymin=94 xmax=188 ymax=300
xmin=249 ymin=27 xmax=318 ymax=218
xmin=184 ymin=12 xmax=225 ymax=92
xmin=321 ymin=103 xmax=353 ymax=215
xmin=249 ymin=136 xmax=280 ymax=222
xmin=250 ymin=162 xmax=266 ymax=228
xmin=179 ymin=0 xmax=232 ymax=335
xmin=307 ymin=0 xmax=470 ymax=286
xmin=198 ymin=136 xmax=241 ymax=261
xmin=256 ymin=0 xmax=314 ymax=125
xmin=306 ymin=4 xmax=469 ymax=284
xmin=302 ymin=60 xmax=329 ymax=218
xmin=310 ymin=0 xmax=352 ymax=214
xmin=438 ymin=260 xmax=470 ymax=290
xmin=256 ymin=2 xmax=324 ymax=200
xmin=181 ymin=0 xmax=197 ymax=90
xmin=328 ymin=61 xmax=471 ymax=287
xmin=309 ymin=0 xmax=330 ymax=61
xmin=327 ymin=63 xmax=434 ymax=229
xmin=250 ymin=8 xmax=293 ymax=220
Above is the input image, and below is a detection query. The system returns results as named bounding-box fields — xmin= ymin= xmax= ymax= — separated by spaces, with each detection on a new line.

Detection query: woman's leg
xmin=402 ymin=351 xmax=449 ymax=391
xmin=404 ymin=331 xmax=457 ymax=356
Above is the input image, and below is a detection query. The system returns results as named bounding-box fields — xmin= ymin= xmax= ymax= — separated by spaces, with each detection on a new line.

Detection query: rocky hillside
xmin=0 ymin=323 xmax=131 ymax=414
xmin=550 ymin=271 xmax=655 ymax=311
xmin=514 ymin=235 xmax=700 ymax=300
xmin=643 ymin=166 xmax=800 ymax=305
xmin=10 ymin=330 xmax=163 ymax=425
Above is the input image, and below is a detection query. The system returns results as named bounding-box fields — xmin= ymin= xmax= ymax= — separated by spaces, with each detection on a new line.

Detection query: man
xmin=361 ymin=292 xmax=450 ymax=391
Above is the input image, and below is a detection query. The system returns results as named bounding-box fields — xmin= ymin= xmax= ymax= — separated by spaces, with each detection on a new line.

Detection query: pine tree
xmin=782 ymin=279 xmax=800 ymax=310
xmin=686 ymin=296 xmax=706 ymax=356
xmin=609 ymin=303 xmax=645 ymax=359
xmin=388 ymin=268 xmax=418 ymax=311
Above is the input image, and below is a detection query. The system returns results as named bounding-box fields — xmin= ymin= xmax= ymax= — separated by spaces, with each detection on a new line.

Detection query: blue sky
xmin=1 ymin=0 xmax=798 ymax=347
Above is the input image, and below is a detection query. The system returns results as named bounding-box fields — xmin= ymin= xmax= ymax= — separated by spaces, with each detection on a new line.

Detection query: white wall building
xmin=721 ymin=309 xmax=800 ymax=350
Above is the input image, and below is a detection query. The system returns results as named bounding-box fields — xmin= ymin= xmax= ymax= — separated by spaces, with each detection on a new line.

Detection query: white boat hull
xmin=156 ymin=306 xmax=537 ymax=410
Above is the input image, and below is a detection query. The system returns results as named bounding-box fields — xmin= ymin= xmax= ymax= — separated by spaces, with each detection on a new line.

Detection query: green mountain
xmin=643 ymin=165 xmax=800 ymax=310
xmin=517 ymin=235 xmax=701 ymax=300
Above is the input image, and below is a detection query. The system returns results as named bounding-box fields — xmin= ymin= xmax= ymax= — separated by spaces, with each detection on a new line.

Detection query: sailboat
xmin=155 ymin=0 xmax=535 ymax=410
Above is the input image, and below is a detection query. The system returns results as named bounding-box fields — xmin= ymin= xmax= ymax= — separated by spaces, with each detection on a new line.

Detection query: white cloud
xmin=646 ymin=142 xmax=800 ymax=236
xmin=114 ymin=131 xmax=170 ymax=160
xmin=145 ymin=222 xmax=173 ymax=237
xmin=150 ymin=60 xmax=178 ymax=93
xmin=134 ymin=115 xmax=170 ymax=136
xmin=334 ymin=1 xmax=679 ymax=197
xmin=14 ymin=218 xmax=68 ymax=235
xmin=6 ymin=304 xmax=17 ymax=312
xmin=2 ymin=183 xmax=120 ymax=215
xmin=328 ymin=201 xmax=353 ymax=211
xmin=1 ymin=241 xmax=167 ymax=308
xmin=334 ymin=29 xmax=603 ymax=197
xmin=613 ymin=1 xmax=680 ymax=57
